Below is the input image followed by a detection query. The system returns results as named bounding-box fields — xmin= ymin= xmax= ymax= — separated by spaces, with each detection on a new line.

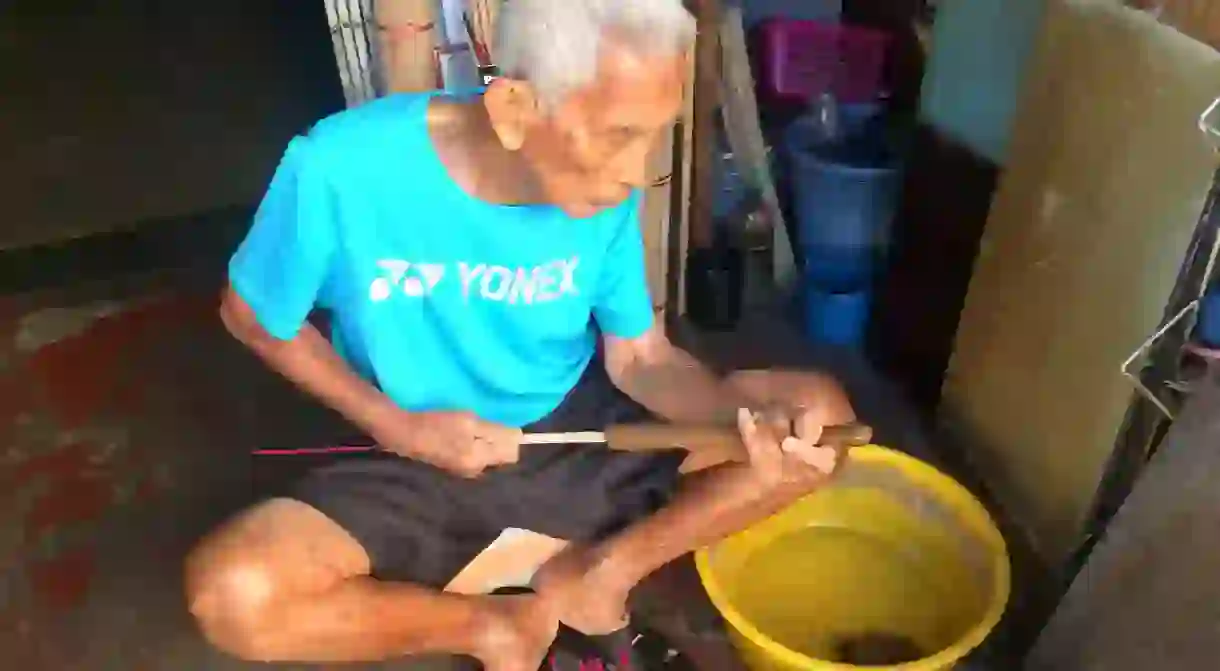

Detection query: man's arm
xmin=602 ymin=325 xmax=751 ymax=426
xmin=220 ymin=285 xmax=402 ymax=437
xmin=220 ymin=135 xmax=402 ymax=436
xmin=590 ymin=193 xmax=842 ymax=428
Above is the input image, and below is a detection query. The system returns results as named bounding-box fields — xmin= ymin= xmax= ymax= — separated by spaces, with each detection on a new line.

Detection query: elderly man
xmin=184 ymin=1 xmax=855 ymax=670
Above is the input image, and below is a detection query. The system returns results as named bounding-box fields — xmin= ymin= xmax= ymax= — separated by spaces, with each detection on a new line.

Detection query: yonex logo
xmin=368 ymin=258 xmax=581 ymax=305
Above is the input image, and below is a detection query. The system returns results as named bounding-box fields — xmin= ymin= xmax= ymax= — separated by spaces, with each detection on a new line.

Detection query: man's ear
xmin=483 ymin=78 xmax=541 ymax=151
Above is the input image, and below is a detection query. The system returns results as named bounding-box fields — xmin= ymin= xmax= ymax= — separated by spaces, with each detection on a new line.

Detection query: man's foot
xmin=476 ymin=593 xmax=560 ymax=671
xmin=549 ymin=622 xmax=647 ymax=671
xmin=532 ymin=545 xmax=632 ymax=636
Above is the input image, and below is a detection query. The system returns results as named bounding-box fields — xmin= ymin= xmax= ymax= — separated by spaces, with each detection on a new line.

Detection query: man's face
xmin=491 ymin=41 xmax=687 ymax=218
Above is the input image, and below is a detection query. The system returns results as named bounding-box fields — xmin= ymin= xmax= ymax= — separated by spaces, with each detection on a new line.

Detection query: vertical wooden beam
xmin=667 ymin=43 xmax=698 ymax=321
xmin=376 ymin=0 xmax=440 ymax=93
xmin=718 ymin=7 xmax=796 ymax=287
xmin=642 ymin=124 xmax=676 ymax=328
xmin=687 ymin=0 xmax=722 ymax=251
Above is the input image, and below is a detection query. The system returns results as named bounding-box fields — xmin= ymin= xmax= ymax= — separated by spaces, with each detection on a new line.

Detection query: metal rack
xmin=324 ymin=0 xmax=382 ymax=106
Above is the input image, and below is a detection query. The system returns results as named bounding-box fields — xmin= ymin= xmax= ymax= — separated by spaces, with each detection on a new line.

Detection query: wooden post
xmin=375 ymin=0 xmax=440 ymax=93
xmin=688 ymin=0 xmax=722 ymax=251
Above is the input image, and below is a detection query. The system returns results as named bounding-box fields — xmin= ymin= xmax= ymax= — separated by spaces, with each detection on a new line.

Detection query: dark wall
xmin=0 ymin=1 xmax=345 ymax=250
xmin=870 ymin=126 xmax=999 ymax=416
xmin=838 ymin=0 xmax=999 ymax=416
xmin=841 ymin=0 xmax=927 ymax=113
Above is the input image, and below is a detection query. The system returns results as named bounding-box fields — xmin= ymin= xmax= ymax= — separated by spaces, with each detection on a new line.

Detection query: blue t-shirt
xmin=229 ymin=93 xmax=655 ymax=427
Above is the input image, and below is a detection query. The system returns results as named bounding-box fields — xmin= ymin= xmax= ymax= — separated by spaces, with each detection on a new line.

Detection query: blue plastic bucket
xmin=782 ymin=102 xmax=884 ymax=145
xmin=802 ymin=286 xmax=871 ymax=348
xmin=1198 ymin=285 xmax=1220 ymax=348
xmin=784 ymin=110 xmax=901 ymax=293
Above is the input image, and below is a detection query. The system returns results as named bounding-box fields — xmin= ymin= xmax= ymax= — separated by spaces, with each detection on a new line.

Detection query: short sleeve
xmin=228 ymin=136 xmax=336 ymax=340
xmin=592 ymin=191 xmax=655 ymax=338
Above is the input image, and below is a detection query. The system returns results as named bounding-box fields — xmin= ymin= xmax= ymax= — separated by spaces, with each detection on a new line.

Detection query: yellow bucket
xmin=695 ymin=446 xmax=1010 ymax=671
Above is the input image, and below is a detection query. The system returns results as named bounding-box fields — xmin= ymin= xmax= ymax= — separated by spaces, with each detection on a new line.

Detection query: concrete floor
xmin=0 ymin=270 xmax=953 ymax=670
xmin=1026 ymin=374 xmax=1220 ymax=670
xmin=0 ymin=274 xmax=348 ymax=669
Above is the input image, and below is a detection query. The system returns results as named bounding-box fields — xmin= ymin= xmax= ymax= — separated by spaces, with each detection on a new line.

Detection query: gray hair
xmin=494 ymin=0 xmax=696 ymax=107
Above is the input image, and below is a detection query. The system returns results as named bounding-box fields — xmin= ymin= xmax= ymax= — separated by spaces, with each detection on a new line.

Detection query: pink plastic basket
xmin=754 ymin=19 xmax=891 ymax=105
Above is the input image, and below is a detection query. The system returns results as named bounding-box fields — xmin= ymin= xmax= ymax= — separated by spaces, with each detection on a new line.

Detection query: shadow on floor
xmin=1 ymin=274 xmax=757 ymax=670
xmin=0 ymin=271 xmax=1024 ymax=670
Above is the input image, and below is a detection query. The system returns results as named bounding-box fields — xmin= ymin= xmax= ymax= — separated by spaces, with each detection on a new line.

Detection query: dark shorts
xmin=285 ymin=362 xmax=687 ymax=588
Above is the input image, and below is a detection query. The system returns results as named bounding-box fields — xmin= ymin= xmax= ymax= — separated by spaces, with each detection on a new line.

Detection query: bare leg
xmin=534 ymin=369 xmax=856 ymax=633
xmin=185 ymin=498 xmax=557 ymax=670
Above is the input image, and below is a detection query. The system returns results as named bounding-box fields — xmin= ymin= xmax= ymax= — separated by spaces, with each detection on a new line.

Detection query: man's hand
xmin=737 ymin=406 xmax=843 ymax=487
xmin=372 ymin=410 xmax=523 ymax=479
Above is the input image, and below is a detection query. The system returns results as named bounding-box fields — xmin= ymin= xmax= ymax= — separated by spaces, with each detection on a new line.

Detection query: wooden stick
xmin=606 ymin=421 xmax=871 ymax=473
xmin=605 ymin=422 xmax=871 ymax=453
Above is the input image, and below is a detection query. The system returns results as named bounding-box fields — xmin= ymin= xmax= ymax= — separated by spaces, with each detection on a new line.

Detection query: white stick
xmin=520 ymin=431 xmax=607 ymax=445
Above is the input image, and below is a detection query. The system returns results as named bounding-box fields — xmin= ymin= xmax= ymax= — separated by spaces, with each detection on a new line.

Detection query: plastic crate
xmin=754 ymin=18 xmax=891 ymax=105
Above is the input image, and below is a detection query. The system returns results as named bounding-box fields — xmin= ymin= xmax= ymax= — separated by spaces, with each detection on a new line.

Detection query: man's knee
xmin=185 ymin=498 xmax=371 ymax=659
xmin=184 ymin=544 xmax=284 ymax=661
